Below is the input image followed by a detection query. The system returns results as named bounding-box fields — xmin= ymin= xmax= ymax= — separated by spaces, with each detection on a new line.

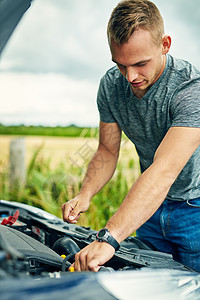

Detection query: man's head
xmin=107 ymin=0 xmax=171 ymax=98
xmin=107 ymin=0 xmax=164 ymax=47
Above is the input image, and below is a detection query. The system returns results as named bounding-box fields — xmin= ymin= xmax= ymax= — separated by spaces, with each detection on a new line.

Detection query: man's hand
xmin=71 ymin=241 xmax=115 ymax=271
xmin=62 ymin=195 xmax=90 ymax=224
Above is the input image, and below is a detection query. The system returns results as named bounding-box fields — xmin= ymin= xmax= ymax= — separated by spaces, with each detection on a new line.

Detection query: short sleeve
xmin=171 ymin=78 xmax=200 ymax=128
xmin=97 ymin=73 xmax=117 ymax=123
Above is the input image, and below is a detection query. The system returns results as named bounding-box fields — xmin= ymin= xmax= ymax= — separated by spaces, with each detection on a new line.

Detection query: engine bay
xmin=0 ymin=199 xmax=194 ymax=279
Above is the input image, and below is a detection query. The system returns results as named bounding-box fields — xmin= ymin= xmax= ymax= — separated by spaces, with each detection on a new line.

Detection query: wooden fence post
xmin=9 ymin=137 xmax=26 ymax=190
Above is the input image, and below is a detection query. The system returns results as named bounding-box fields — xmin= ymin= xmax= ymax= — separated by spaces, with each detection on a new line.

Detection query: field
xmin=0 ymin=124 xmax=98 ymax=137
xmin=0 ymin=134 xmax=140 ymax=230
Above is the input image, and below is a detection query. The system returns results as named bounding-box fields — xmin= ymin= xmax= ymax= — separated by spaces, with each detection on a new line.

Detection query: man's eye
xmin=137 ymin=63 xmax=146 ymax=67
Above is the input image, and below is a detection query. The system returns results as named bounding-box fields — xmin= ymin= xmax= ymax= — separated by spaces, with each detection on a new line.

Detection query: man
xmin=62 ymin=0 xmax=200 ymax=272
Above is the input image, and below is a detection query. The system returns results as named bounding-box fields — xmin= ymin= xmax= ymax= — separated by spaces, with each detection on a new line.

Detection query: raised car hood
xmin=0 ymin=0 xmax=32 ymax=56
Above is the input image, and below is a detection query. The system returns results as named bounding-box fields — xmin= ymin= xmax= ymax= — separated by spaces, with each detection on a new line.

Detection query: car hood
xmin=0 ymin=0 xmax=32 ymax=56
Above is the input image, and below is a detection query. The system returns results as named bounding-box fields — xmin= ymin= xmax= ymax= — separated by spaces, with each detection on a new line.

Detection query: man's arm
xmin=62 ymin=121 xmax=121 ymax=223
xmin=73 ymin=126 xmax=200 ymax=271
xmin=106 ymin=126 xmax=200 ymax=241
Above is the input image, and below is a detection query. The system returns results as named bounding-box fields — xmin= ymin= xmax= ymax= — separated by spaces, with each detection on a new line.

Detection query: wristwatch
xmin=96 ymin=228 xmax=120 ymax=251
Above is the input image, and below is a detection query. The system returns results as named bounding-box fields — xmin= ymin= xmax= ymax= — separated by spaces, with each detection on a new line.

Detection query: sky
xmin=0 ymin=0 xmax=200 ymax=127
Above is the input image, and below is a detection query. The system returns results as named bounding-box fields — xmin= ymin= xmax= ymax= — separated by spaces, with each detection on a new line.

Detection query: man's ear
xmin=162 ymin=35 xmax=171 ymax=54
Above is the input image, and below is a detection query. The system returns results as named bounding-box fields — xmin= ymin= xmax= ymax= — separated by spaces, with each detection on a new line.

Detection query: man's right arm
xmin=62 ymin=121 xmax=121 ymax=223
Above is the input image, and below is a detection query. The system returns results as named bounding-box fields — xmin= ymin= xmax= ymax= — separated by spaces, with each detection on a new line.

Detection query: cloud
xmin=0 ymin=72 xmax=99 ymax=126
xmin=0 ymin=0 xmax=200 ymax=126
xmin=0 ymin=0 xmax=120 ymax=126
xmin=0 ymin=0 xmax=117 ymax=80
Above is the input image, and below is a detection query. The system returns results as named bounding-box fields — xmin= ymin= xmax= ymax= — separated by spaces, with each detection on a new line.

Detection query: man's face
xmin=110 ymin=29 xmax=167 ymax=98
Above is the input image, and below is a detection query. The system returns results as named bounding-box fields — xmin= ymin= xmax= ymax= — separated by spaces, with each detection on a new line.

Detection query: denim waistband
xmin=164 ymin=197 xmax=200 ymax=208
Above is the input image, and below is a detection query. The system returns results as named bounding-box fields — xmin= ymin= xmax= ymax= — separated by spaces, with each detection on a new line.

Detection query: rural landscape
xmin=0 ymin=124 xmax=140 ymax=230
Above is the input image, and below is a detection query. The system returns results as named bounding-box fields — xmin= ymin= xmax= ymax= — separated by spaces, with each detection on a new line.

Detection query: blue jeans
xmin=136 ymin=198 xmax=200 ymax=272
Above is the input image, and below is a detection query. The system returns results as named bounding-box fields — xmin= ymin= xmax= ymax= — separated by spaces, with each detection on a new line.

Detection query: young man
xmin=62 ymin=0 xmax=200 ymax=272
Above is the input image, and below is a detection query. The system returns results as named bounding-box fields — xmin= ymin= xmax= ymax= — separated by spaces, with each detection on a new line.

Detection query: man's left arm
xmin=73 ymin=126 xmax=200 ymax=271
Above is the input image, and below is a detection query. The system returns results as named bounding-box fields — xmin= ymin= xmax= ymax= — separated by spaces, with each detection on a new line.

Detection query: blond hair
xmin=107 ymin=0 xmax=164 ymax=46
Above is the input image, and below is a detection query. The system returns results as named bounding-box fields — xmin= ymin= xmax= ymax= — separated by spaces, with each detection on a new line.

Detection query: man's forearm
xmin=105 ymin=159 xmax=176 ymax=243
xmin=78 ymin=144 xmax=119 ymax=201
xmin=62 ymin=122 xmax=121 ymax=224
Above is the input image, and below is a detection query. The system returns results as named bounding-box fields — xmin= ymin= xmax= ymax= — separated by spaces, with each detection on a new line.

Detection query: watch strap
xmin=96 ymin=228 xmax=120 ymax=251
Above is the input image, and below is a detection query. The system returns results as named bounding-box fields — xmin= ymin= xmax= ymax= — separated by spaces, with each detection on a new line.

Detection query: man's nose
xmin=126 ymin=67 xmax=138 ymax=82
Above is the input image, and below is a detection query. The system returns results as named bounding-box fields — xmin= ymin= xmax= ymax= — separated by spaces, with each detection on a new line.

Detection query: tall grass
xmin=0 ymin=143 xmax=140 ymax=230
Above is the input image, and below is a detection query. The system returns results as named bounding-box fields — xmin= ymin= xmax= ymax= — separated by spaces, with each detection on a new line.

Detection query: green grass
xmin=0 ymin=144 xmax=140 ymax=230
xmin=0 ymin=124 xmax=98 ymax=137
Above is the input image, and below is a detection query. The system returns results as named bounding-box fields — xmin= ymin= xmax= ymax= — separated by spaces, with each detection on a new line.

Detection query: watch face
xmin=98 ymin=229 xmax=106 ymax=238
xmin=96 ymin=228 xmax=120 ymax=250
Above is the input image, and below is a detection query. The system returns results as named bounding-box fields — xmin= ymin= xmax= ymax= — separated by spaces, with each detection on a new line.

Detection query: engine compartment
xmin=0 ymin=199 xmax=194 ymax=278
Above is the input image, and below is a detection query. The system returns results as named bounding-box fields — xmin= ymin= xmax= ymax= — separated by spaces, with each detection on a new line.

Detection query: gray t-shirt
xmin=97 ymin=54 xmax=200 ymax=201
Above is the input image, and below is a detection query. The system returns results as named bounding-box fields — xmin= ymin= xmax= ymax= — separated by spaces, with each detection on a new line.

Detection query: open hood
xmin=0 ymin=0 xmax=32 ymax=56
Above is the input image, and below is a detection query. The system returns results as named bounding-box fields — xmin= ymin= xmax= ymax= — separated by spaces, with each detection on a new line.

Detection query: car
xmin=0 ymin=199 xmax=200 ymax=300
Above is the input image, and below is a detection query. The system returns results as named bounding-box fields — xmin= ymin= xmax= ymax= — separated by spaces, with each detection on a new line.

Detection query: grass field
xmin=0 ymin=124 xmax=98 ymax=137
xmin=0 ymin=134 xmax=140 ymax=229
